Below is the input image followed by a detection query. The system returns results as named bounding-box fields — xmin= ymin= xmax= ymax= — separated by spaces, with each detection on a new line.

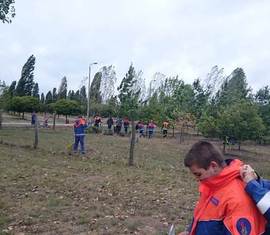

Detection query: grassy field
xmin=1 ymin=122 xmax=270 ymax=234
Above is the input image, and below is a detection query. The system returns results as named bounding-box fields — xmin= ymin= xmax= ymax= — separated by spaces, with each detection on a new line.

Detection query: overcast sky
xmin=1 ymin=0 xmax=270 ymax=94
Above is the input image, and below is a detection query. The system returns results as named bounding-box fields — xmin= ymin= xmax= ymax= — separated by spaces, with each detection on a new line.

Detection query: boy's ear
xmin=210 ymin=161 xmax=219 ymax=168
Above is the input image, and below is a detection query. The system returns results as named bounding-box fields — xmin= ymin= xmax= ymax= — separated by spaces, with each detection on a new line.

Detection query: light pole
xmin=87 ymin=62 xmax=98 ymax=121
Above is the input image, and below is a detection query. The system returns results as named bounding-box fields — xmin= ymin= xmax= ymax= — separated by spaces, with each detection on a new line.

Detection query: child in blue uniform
xmin=73 ymin=115 xmax=88 ymax=154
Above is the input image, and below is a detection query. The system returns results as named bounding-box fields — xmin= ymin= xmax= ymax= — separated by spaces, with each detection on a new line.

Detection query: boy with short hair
xmin=179 ymin=141 xmax=266 ymax=235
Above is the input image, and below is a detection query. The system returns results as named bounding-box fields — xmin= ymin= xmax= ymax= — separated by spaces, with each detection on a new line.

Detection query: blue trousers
xmin=73 ymin=135 xmax=85 ymax=153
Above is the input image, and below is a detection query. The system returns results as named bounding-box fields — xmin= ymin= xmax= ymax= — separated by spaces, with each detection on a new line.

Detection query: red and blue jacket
xmin=189 ymin=159 xmax=266 ymax=235
xmin=245 ymin=178 xmax=270 ymax=234
xmin=74 ymin=118 xmax=87 ymax=136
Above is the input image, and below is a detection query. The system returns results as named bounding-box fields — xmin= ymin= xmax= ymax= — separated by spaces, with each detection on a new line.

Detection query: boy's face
xmin=189 ymin=162 xmax=219 ymax=181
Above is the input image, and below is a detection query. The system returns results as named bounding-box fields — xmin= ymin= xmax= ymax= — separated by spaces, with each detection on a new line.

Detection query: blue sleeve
xmin=260 ymin=178 xmax=270 ymax=190
xmin=245 ymin=179 xmax=270 ymax=221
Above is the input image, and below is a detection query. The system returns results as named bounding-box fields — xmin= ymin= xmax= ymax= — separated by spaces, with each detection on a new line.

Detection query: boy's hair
xmin=184 ymin=141 xmax=224 ymax=169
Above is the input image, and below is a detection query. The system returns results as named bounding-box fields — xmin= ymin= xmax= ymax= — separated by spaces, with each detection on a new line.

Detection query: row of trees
xmin=117 ymin=65 xmax=270 ymax=151
xmin=1 ymin=54 xmax=270 ymax=150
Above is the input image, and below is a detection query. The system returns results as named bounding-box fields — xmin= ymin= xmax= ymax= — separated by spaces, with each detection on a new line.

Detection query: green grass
xmin=1 ymin=126 xmax=270 ymax=234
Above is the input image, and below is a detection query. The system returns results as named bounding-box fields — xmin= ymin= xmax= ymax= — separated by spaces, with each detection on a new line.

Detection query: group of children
xmin=94 ymin=116 xmax=168 ymax=138
xmin=72 ymin=115 xmax=171 ymax=154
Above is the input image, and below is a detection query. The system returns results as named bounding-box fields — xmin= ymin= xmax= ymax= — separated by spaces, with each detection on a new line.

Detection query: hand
xmin=178 ymin=232 xmax=189 ymax=235
xmin=240 ymin=164 xmax=257 ymax=183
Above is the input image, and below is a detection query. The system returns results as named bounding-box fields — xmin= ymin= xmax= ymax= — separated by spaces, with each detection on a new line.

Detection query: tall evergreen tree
xmin=67 ymin=90 xmax=74 ymax=100
xmin=52 ymin=87 xmax=57 ymax=102
xmin=58 ymin=77 xmax=67 ymax=100
xmin=8 ymin=80 xmax=16 ymax=97
xmin=74 ymin=90 xmax=80 ymax=102
xmin=16 ymin=55 xmax=36 ymax=96
xmin=32 ymin=82 xmax=39 ymax=99
xmin=40 ymin=93 xmax=45 ymax=104
xmin=90 ymin=72 xmax=102 ymax=103
xmin=45 ymin=91 xmax=53 ymax=104
xmin=80 ymin=85 xmax=87 ymax=104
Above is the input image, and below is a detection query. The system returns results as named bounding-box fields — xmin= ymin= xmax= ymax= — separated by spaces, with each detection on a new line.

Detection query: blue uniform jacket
xmin=245 ymin=178 xmax=270 ymax=234
xmin=74 ymin=119 xmax=87 ymax=136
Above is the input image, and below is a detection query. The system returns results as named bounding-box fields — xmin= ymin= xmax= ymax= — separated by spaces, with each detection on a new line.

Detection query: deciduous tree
xmin=0 ymin=0 xmax=15 ymax=23
xmin=118 ymin=64 xmax=141 ymax=166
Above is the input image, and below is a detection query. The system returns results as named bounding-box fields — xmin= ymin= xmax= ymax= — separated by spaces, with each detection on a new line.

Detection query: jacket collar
xmin=199 ymin=159 xmax=243 ymax=195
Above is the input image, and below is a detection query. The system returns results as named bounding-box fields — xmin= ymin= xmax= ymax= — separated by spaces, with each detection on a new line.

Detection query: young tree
xmin=9 ymin=96 xmax=39 ymax=119
xmin=0 ymin=0 xmax=15 ymax=23
xmin=53 ymin=99 xmax=81 ymax=123
xmin=217 ymin=100 xmax=265 ymax=150
xmin=118 ymin=64 xmax=141 ymax=166
xmin=0 ymin=81 xmax=13 ymax=112
xmin=191 ymin=78 xmax=210 ymax=120
xmin=58 ymin=77 xmax=67 ymax=100
xmin=15 ymin=55 xmax=36 ymax=96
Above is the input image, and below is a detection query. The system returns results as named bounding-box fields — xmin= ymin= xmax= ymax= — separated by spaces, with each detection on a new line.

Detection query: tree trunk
xmin=172 ymin=125 xmax=175 ymax=137
xmin=53 ymin=113 xmax=56 ymax=130
xmin=33 ymin=115 xmax=39 ymax=149
xmin=129 ymin=119 xmax=135 ymax=166
xmin=238 ymin=142 xmax=241 ymax=151
xmin=179 ymin=126 xmax=183 ymax=144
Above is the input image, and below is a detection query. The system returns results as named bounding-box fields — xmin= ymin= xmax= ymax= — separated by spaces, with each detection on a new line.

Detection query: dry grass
xmin=1 ymin=124 xmax=270 ymax=235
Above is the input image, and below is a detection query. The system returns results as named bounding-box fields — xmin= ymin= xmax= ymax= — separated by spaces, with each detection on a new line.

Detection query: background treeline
xmin=1 ymin=55 xmax=270 ymax=147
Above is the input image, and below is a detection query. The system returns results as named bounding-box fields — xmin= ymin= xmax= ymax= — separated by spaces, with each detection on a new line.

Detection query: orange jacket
xmin=189 ymin=159 xmax=266 ymax=235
